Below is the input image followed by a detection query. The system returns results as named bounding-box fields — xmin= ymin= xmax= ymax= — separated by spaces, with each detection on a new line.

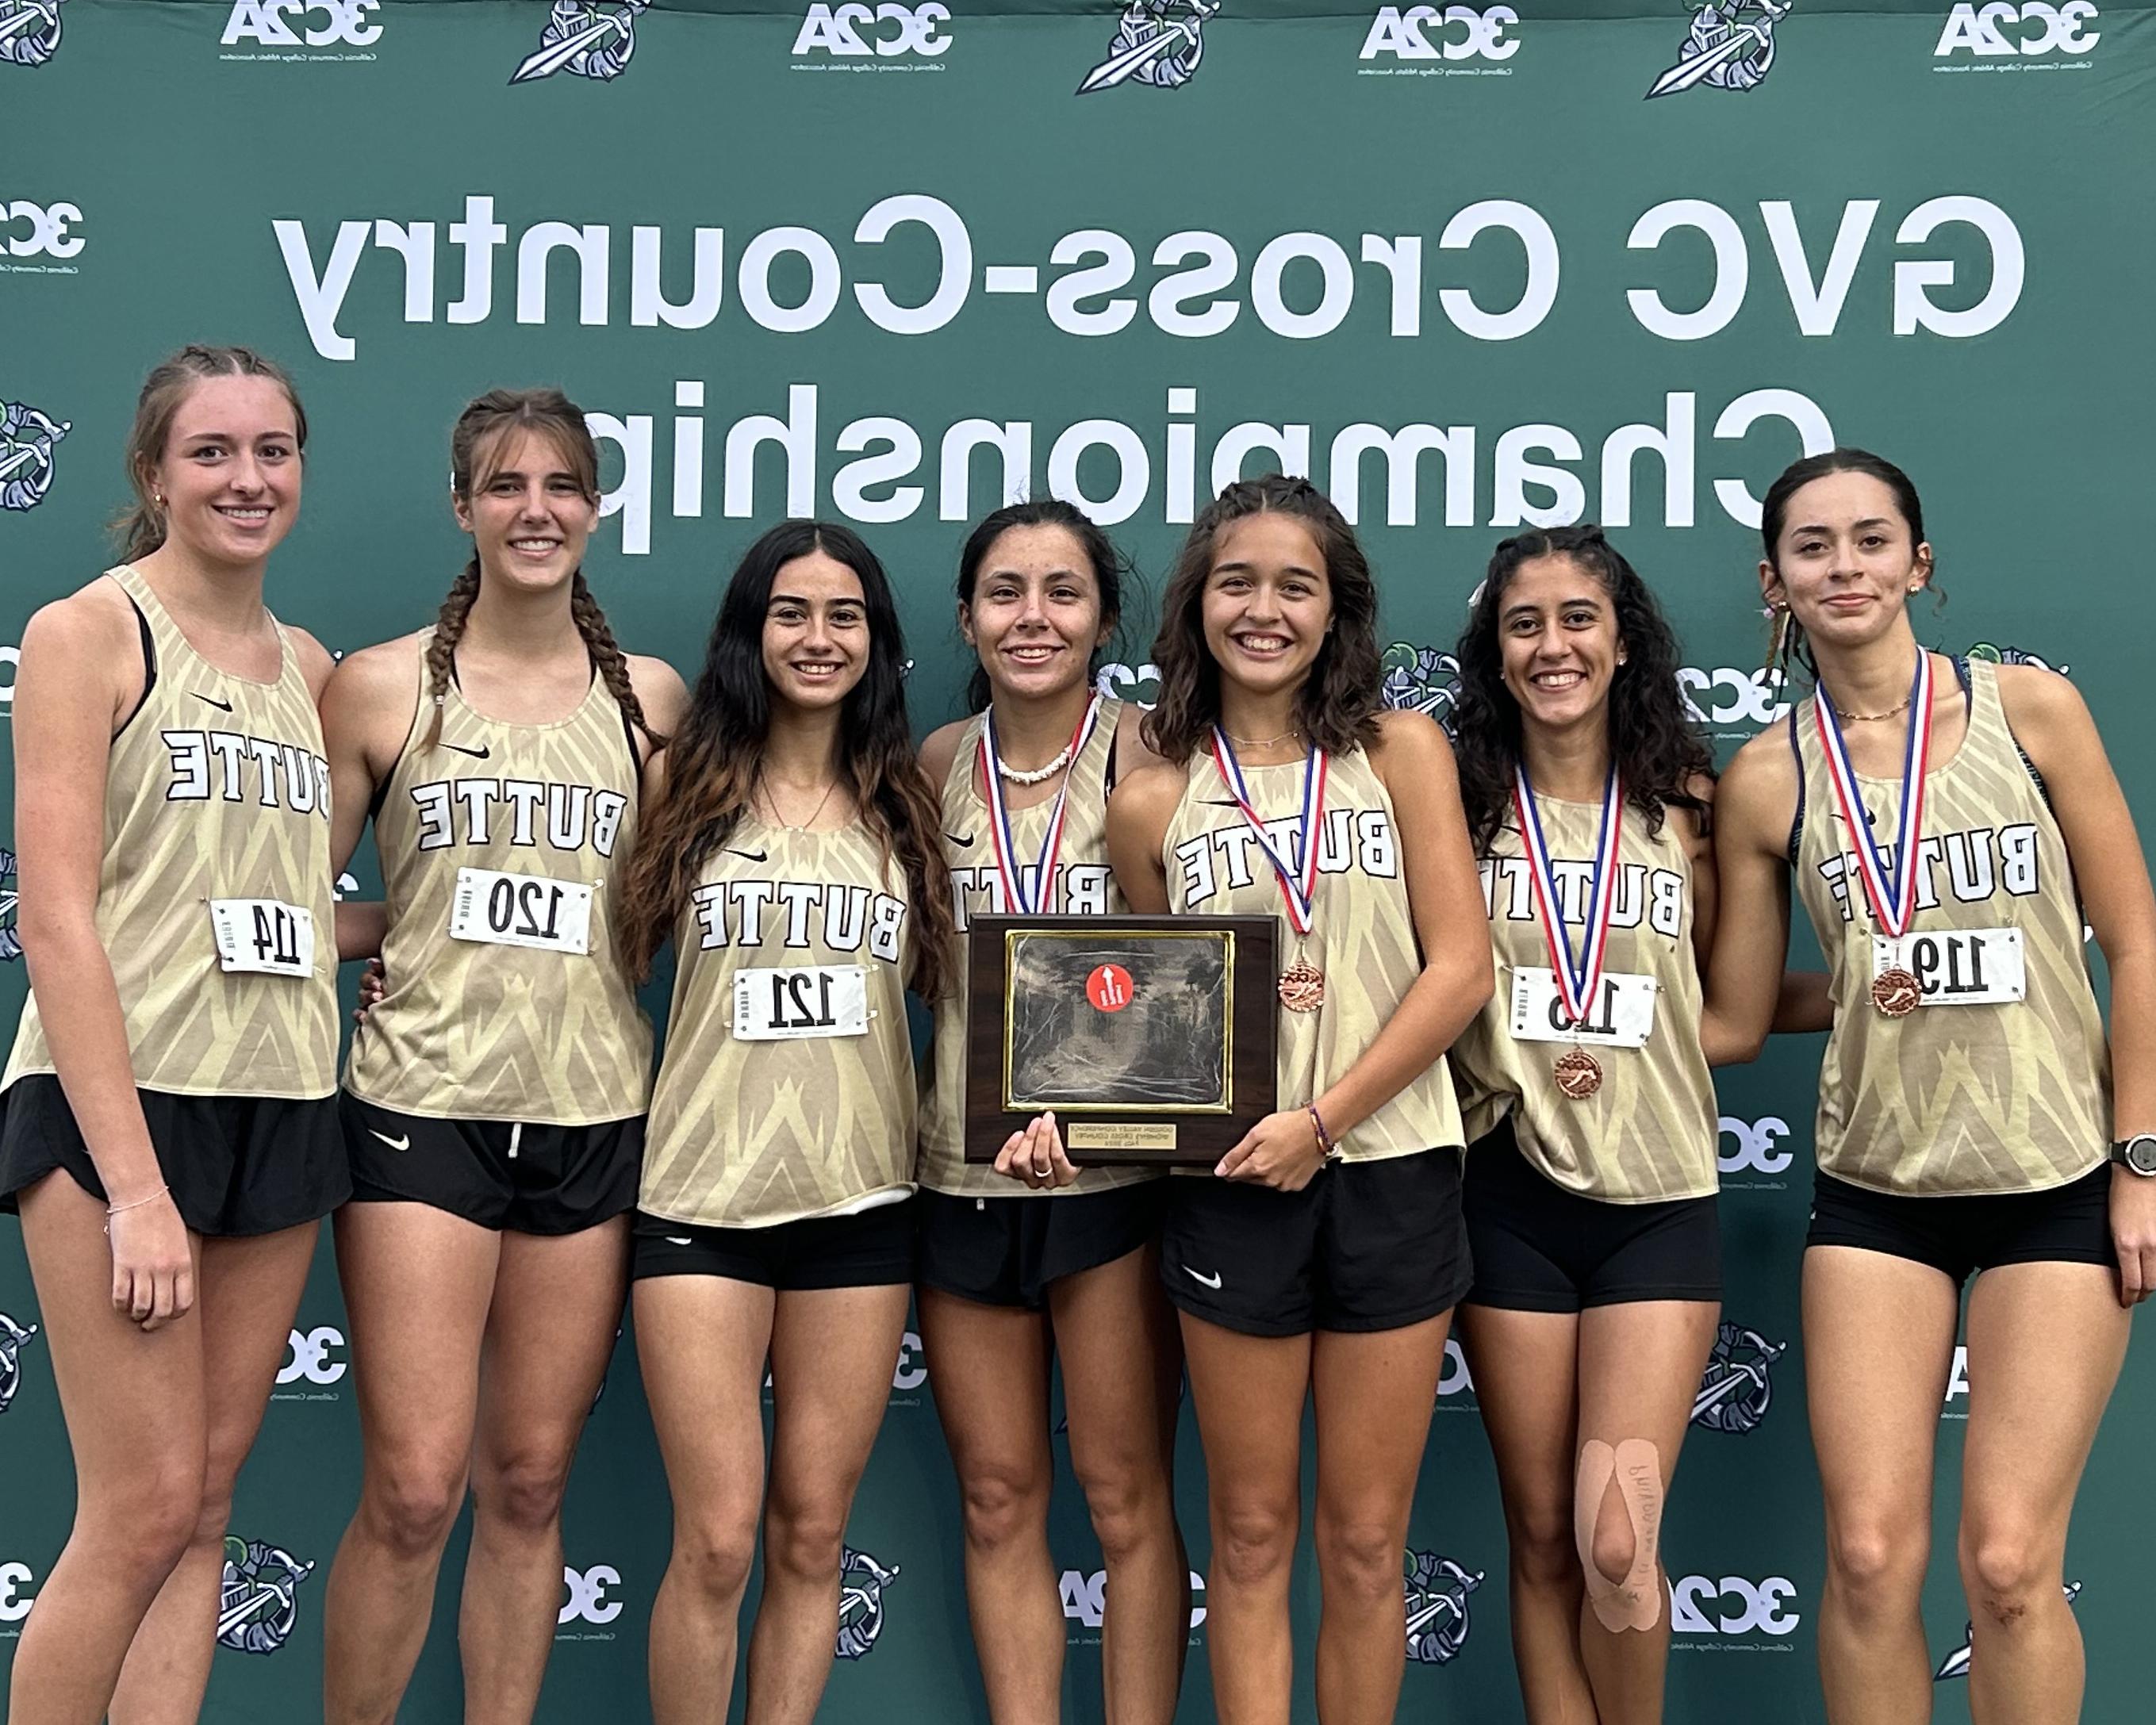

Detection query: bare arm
xmin=918 ymin=718 xmax=967 ymax=795
xmin=1104 ymin=761 xmax=1182 ymax=914
xmin=13 ymin=589 xmax=194 ymax=1325
xmin=627 ymin=654 xmax=690 ymax=763
xmin=1699 ymin=736 xmax=1798 ymax=1067
xmin=1684 ymin=777 xmax=1830 ymax=1038
xmin=320 ymin=640 xmax=417 ymax=963
xmin=2000 ymin=665 xmax=2156 ymax=1305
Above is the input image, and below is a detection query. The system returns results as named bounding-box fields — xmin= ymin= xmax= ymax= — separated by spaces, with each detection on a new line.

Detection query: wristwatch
xmin=2111 ymin=1135 xmax=2156 ymax=1177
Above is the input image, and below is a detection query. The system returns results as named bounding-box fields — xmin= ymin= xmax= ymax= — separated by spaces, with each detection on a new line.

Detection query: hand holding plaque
xmin=964 ymin=914 xmax=1279 ymax=1167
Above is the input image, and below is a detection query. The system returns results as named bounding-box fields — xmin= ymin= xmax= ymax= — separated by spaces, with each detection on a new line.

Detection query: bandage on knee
xmin=1573 ymin=1437 xmax=1665 ymax=1633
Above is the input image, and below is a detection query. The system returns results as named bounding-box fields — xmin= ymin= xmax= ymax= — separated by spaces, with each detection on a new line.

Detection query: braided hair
xmin=428 ymin=387 xmax=666 ymax=751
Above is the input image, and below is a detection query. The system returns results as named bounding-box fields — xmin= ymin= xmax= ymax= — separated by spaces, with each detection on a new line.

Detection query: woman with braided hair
xmin=316 ymin=388 xmax=686 ymax=1724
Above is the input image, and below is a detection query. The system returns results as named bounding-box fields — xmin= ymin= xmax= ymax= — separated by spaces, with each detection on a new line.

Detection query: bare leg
xmin=1309 ymin=1314 xmax=1448 ymax=1725
xmin=322 ymin=1203 xmax=501 ymax=1725
xmin=1958 ymin=1262 xmax=2128 ymax=1725
xmin=1456 ymin=1304 xmax=1594 ymax=1725
xmin=918 ymin=1286 xmax=1061 ymax=1725
xmin=460 ymin=1217 xmax=629 ymax=1724
xmin=1572 ymin=1299 xmax=1720 ymax=1725
xmin=109 ymin=1222 xmax=319 ymax=1725
xmin=638 ymin=1274 xmax=775 ymax=1725
xmin=745 ymin=1282 xmax=910 ymax=1725
xmin=1805 ymin=1245 xmax=1960 ymax=1725
xmin=6 ymin=1173 xmax=206 ymax=1725
xmin=1050 ymin=1244 xmax=1187 ymax=1725
xmin=1180 ymin=1312 xmax=1310 ymax=1725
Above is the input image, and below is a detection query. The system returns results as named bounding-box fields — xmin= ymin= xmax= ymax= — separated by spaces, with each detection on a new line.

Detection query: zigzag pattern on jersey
xmin=1161 ymin=746 xmax=1463 ymax=1163
xmin=1457 ymin=797 xmax=1717 ymax=1202
xmin=1794 ymin=656 xmax=2110 ymax=1197
xmin=5 ymin=565 xmax=337 ymax=1099
xmin=640 ymin=819 xmax=917 ymax=1229
xmin=346 ymin=633 xmax=651 ymax=1125
xmin=918 ymin=700 xmax=1156 ymax=1197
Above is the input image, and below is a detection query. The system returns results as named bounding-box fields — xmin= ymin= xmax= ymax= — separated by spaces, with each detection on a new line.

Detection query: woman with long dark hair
xmin=0 ymin=345 xmax=344 ymax=1724
xmin=1447 ymin=524 xmax=1720 ymax=1725
xmin=1706 ymin=449 xmax=2156 ymax=1724
xmin=617 ymin=521 xmax=955 ymax=1725
xmin=1106 ymin=473 xmax=1491 ymax=1725
xmin=316 ymin=388 xmax=685 ymax=1723
xmin=915 ymin=499 xmax=1187 ymax=1723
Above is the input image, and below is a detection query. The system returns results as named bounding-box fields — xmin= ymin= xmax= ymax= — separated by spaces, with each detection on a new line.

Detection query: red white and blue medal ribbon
xmin=978 ymin=694 xmax=1105 ymax=916
xmin=1511 ymin=763 xmax=1624 ymax=1033
xmin=1814 ymin=649 xmax=1933 ymax=1016
xmin=1209 ymin=726 xmax=1327 ymax=935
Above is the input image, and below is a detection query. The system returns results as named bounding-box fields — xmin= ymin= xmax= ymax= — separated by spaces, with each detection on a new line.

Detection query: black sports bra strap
xmin=113 ymin=592 xmax=159 ymax=738
xmin=1785 ymin=702 xmax=1805 ymax=868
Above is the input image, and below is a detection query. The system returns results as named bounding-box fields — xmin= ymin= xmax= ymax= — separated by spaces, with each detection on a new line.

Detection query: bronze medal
xmin=1870 ymin=966 xmax=1921 ymax=1018
xmin=1554 ymin=1047 xmax=1603 ymax=1100
xmin=1278 ymin=959 xmax=1326 ymax=1014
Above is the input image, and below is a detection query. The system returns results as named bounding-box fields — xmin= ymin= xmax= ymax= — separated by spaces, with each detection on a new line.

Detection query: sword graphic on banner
xmin=1644 ymin=0 xmax=1790 ymax=99
xmin=0 ymin=6 xmax=46 ymax=49
xmin=510 ymin=9 xmax=635 ymax=84
xmin=0 ymin=448 xmax=38 ymax=484
xmin=1076 ymin=2 xmax=1217 ymax=93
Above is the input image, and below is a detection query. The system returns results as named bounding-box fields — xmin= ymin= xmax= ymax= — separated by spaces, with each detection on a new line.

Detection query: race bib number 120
xmin=449 ymin=868 xmax=594 ymax=955
xmin=732 ymin=965 xmax=869 ymax=1041
xmin=209 ymin=899 xmax=316 ymax=977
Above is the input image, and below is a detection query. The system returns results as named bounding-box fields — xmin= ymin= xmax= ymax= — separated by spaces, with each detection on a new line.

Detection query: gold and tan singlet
xmin=1792 ymin=655 xmax=2110 ymax=1196
xmin=344 ymin=634 xmax=652 ymax=1124
xmin=919 ymin=701 xmax=1156 ymax=1197
xmin=639 ymin=815 xmax=919 ymax=1228
xmin=4 ymin=565 xmax=336 ymax=1098
xmin=1160 ymin=747 xmax=1463 ymax=1162
xmin=1454 ymin=795 xmax=1717 ymax=1202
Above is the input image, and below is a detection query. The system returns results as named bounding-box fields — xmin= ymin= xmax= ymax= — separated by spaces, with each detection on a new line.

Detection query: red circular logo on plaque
xmin=1087 ymin=964 xmax=1134 ymax=1012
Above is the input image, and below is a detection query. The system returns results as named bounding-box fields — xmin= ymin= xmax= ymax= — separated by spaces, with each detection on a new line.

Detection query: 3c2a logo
xmin=1717 ymin=1115 xmax=1793 ymax=1175
xmin=221 ymin=0 xmax=382 ymax=47
xmin=791 ymin=2 xmax=950 ymax=57
xmin=559 ymin=1565 xmax=623 ymax=1626
xmin=1934 ymin=2 xmax=2099 ymax=56
xmin=0 ymin=1561 xmax=36 ymax=1623
xmin=1358 ymin=5 xmax=1519 ymax=60
xmin=276 ymin=1325 xmax=347 ymax=1386
xmin=892 ymin=1328 xmax=927 ymax=1392
xmin=3 ymin=201 xmax=81 ymax=259
xmin=1670 ymin=1574 xmax=1801 ymax=1636
xmin=1678 ymin=666 xmax=1788 ymax=728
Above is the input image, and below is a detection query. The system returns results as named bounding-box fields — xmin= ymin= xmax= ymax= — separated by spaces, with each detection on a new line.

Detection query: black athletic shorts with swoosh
xmin=340 ymin=1093 xmax=642 ymax=1236
xmin=1160 ymin=1146 xmax=1471 ymax=1336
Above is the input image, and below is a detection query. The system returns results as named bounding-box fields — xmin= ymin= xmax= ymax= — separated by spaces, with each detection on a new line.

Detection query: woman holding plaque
xmin=915 ymin=499 xmax=1190 ymax=1723
xmin=615 ymin=521 xmax=956 ymax=1725
xmin=1445 ymin=524 xmax=1721 ymax=1725
xmin=1107 ymin=473 xmax=1492 ymax=1725
xmin=316 ymin=389 xmax=685 ymax=1725
xmin=1705 ymin=448 xmax=2156 ymax=1724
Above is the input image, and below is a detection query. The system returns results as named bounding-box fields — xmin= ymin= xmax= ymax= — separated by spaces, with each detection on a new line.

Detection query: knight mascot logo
xmin=1646 ymin=0 xmax=1788 ymax=96
xmin=512 ymin=0 xmax=647 ymax=83
xmin=834 ymin=1547 xmax=898 ymax=1660
xmin=1935 ymin=1581 xmax=2080 ymax=1680
xmin=1402 ymin=1551 xmax=1483 ymax=1666
xmin=1077 ymin=0 xmax=1220 ymax=91
xmin=1690 ymin=1321 xmax=1787 ymax=1435
xmin=0 ymin=402 xmax=68 ymax=512
xmin=216 ymin=1538 xmax=315 ymax=1655
xmin=1379 ymin=642 xmax=1462 ymax=727
xmin=0 ymin=845 xmax=20 ymax=962
xmin=0 ymin=0 xmax=66 ymax=67
xmin=0 ymin=1310 xmax=37 ymax=1413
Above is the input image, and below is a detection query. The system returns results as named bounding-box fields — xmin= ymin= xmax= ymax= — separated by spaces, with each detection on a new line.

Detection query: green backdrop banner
xmin=1 ymin=1 xmax=2147 ymax=1719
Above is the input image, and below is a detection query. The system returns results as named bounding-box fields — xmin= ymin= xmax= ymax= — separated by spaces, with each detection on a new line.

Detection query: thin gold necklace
xmin=1824 ymin=692 xmax=1913 ymax=725
xmin=757 ymin=774 xmax=839 ymax=831
xmin=1226 ymin=728 xmax=1302 ymax=749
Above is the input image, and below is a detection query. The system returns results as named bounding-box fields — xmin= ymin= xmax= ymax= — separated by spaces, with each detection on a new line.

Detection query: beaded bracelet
xmin=1307 ymin=1103 xmax=1337 ymax=1160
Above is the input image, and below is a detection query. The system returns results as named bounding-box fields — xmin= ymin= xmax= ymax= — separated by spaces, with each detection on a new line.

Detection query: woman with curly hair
xmin=1106 ymin=473 xmax=1491 ymax=1725
xmin=616 ymin=521 xmax=955 ymax=1725
xmin=1447 ymin=523 xmax=1734 ymax=1725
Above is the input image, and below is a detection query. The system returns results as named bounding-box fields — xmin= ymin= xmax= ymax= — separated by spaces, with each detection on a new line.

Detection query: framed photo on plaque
xmin=964 ymin=914 xmax=1279 ymax=1167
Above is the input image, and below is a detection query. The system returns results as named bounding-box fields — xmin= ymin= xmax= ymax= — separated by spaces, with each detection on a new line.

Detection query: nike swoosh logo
xmin=945 ymin=832 xmax=977 ymax=848
xmin=1200 ymin=798 xmax=1244 ymax=807
xmin=369 ymin=1129 xmax=411 ymax=1152
xmin=194 ymin=692 xmax=234 ymax=712
xmin=725 ymin=848 xmax=769 ymax=863
xmin=1183 ymin=1267 xmax=1223 ymax=1289
xmin=442 ymin=742 xmax=491 ymax=760
xmin=665 ymin=1236 xmax=693 ymax=1247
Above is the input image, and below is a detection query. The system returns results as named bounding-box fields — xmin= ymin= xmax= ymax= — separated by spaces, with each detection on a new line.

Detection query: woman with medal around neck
xmin=1705 ymin=449 xmax=2156 ymax=1725
xmin=615 ymin=521 xmax=957 ymax=1725
xmin=1446 ymin=526 xmax=1723 ymax=1725
xmin=915 ymin=500 xmax=1189 ymax=1724
xmin=1107 ymin=474 xmax=1492 ymax=1725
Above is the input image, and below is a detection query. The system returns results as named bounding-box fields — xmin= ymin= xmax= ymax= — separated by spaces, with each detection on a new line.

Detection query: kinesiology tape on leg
xmin=1573 ymin=1438 xmax=1665 ymax=1633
